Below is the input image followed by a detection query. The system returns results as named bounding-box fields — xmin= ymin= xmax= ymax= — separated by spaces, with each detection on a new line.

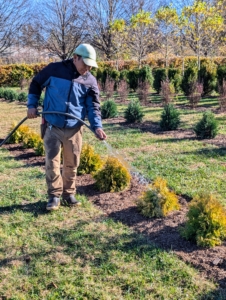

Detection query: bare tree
xmin=34 ymin=0 xmax=86 ymax=60
xmin=0 ymin=0 xmax=30 ymax=57
xmin=80 ymin=0 xmax=131 ymax=60
xmin=128 ymin=10 xmax=158 ymax=68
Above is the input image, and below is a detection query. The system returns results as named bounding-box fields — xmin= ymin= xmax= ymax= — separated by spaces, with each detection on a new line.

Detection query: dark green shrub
xmin=181 ymin=193 xmax=226 ymax=247
xmin=3 ymin=89 xmax=18 ymax=101
xmin=0 ymin=88 xmax=5 ymax=98
xmin=199 ymin=61 xmax=217 ymax=96
xmin=18 ymin=92 xmax=27 ymax=102
xmin=136 ymin=177 xmax=180 ymax=218
xmin=124 ymin=100 xmax=144 ymax=123
xmin=194 ymin=110 xmax=218 ymax=139
xmin=181 ymin=66 xmax=198 ymax=96
xmin=78 ymin=143 xmax=103 ymax=175
xmin=153 ymin=68 xmax=167 ymax=93
xmin=119 ymin=69 xmax=129 ymax=82
xmin=139 ymin=65 xmax=154 ymax=86
xmin=101 ymin=99 xmax=118 ymax=119
xmin=217 ymin=65 xmax=226 ymax=87
xmin=160 ymin=104 xmax=180 ymax=130
xmin=93 ymin=68 xmax=104 ymax=82
xmin=168 ymin=68 xmax=182 ymax=93
xmin=127 ymin=69 xmax=140 ymax=91
xmin=110 ymin=69 xmax=120 ymax=82
xmin=94 ymin=156 xmax=131 ymax=192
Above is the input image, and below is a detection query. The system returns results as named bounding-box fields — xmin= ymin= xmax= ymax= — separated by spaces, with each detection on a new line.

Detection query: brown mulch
xmin=1 ymin=129 xmax=226 ymax=293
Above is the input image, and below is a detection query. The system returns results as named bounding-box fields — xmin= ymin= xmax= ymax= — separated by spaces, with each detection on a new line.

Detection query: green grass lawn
xmin=0 ymin=94 xmax=225 ymax=298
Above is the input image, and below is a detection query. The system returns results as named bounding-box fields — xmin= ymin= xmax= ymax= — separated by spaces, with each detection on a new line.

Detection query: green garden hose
xmin=0 ymin=111 xmax=96 ymax=147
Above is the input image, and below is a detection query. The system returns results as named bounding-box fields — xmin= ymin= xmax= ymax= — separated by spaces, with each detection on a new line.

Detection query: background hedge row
xmin=1 ymin=58 xmax=226 ymax=97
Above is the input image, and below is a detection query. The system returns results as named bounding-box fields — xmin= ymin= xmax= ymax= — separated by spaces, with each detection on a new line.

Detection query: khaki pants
xmin=44 ymin=125 xmax=83 ymax=198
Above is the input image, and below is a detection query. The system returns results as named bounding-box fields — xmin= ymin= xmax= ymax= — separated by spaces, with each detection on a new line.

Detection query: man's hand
xmin=95 ymin=128 xmax=107 ymax=140
xmin=27 ymin=108 xmax=38 ymax=119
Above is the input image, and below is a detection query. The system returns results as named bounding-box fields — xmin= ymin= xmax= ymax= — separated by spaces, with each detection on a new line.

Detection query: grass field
xmin=0 ymin=94 xmax=225 ymax=299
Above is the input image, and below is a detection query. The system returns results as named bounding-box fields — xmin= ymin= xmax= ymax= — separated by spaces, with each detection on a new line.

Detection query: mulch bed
xmin=1 ymin=121 xmax=226 ymax=292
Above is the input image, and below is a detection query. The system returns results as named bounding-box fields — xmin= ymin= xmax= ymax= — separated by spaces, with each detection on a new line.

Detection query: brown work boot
xmin=62 ymin=194 xmax=81 ymax=206
xmin=46 ymin=197 xmax=60 ymax=211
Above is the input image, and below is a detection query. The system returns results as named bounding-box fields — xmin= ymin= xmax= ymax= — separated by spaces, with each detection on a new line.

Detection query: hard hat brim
xmin=82 ymin=57 xmax=98 ymax=68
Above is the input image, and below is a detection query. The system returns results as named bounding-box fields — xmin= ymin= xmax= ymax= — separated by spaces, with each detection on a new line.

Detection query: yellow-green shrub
xmin=7 ymin=123 xmax=31 ymax=144
xmin=181 ymin=193 xmax=226 ymax=247
xmin=77 ymin=143 xmax=103 ymax=175
xmin=34 ymin=140 xmax=45 ymax=156
xmin=6 ymin=122 xmax=45 ymax=156
xmin=94 ymin=156 xmax=131 ymax=192
xmin=23 ymin=131 xmax=42 ymax=149
xmin=136 ymin=177 xmax=180 ymax=218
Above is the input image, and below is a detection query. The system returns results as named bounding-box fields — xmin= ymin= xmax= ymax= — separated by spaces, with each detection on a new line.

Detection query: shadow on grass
xmin=0 ymin=200 xmax=48 ymax=217
xmin=182 ymin=146 xmax=226 ymax=157
xmin=49 ymin=219 xmax=226 ymax=298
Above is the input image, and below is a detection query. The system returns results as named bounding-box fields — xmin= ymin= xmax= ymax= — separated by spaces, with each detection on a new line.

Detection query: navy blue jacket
xmin=27 ymin=59 xmax=102 ymax=130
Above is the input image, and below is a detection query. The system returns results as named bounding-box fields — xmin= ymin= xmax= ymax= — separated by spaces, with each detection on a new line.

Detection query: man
xmin=27 ymin=44 xmax=107 ymax=211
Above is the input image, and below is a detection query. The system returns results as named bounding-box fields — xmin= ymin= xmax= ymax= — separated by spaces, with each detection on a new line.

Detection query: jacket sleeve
xmin=27 ymin=63 xmax=53 ymax=109
xmin=86 ymin=78 xmax=103 ymax=130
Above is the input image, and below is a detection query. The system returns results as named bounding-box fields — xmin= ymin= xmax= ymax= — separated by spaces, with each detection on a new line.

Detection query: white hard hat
xmin=74 ymin=44 xmax=98 ymax=68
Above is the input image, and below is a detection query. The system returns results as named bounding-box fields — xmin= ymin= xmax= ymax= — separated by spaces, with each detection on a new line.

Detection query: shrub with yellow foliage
xmin=136 ymin=177 xmax=180 ymax=218
xmin=181 ymin=193 xmax=226 ymax=247
xmin=78 ymin=143 xmax=103 ymax=175
xmin=94 ymin=156 xmax=131 ymax=192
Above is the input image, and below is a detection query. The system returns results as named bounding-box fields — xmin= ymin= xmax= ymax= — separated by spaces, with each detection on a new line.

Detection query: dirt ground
xmin=1 ymin=120 xmax=226 ymax=294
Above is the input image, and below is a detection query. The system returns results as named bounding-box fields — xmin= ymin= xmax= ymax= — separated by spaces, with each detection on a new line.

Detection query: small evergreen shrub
xmin=18 ymin=92 xmax=27 ymax=102
xmin=181 ymin=193 xmax=226 ymax=247
xmin=94 ymin=156 xmax=131 ymax=192
xmin=124 ymin=100 xmax=144 ymax=123
xmin=160 ymin=104 xmax=180 ymax=130
xmin=136 ymin=177 xmax=180 ymax=218
xmin=6 ymin=123 xmax=31 ymax=144
xmin=78 ymin=143 xmax=103 ymax=175
xmin=127 ymin=69 xmax=140 ymax=91
xmin=3 ymin=89 xmax=18 ymax=101
xmin=0 ymin=88 xmax=5 ymax=98
xmin=168 ymin=68 xmax=182 ymax=94
xmin=23 ymin=131 xmax=41 ymax=149
xmin=181 ymin=66 xmax=198 ymax=96
xmin=6 ymin=123 xmax=44 ymax=155
xmin=194 ymin=111 xmax=218 ymax=139
xmin=101 ymin=99 xmax=118 ymax=119
xmin=119 ymin=69 xmax=129 ymax=82
xmin=217 ymin=64 xmax=226 ymax=87
xmin=199 ymin=61 xmax=217 ymax=96
xmin=153 ymin=68 xmax=167 ymax=93
xmin=139 ymin=65 xmax=154 ymax=86
xmin=34 ymin=140 xmax=45 ymax=156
